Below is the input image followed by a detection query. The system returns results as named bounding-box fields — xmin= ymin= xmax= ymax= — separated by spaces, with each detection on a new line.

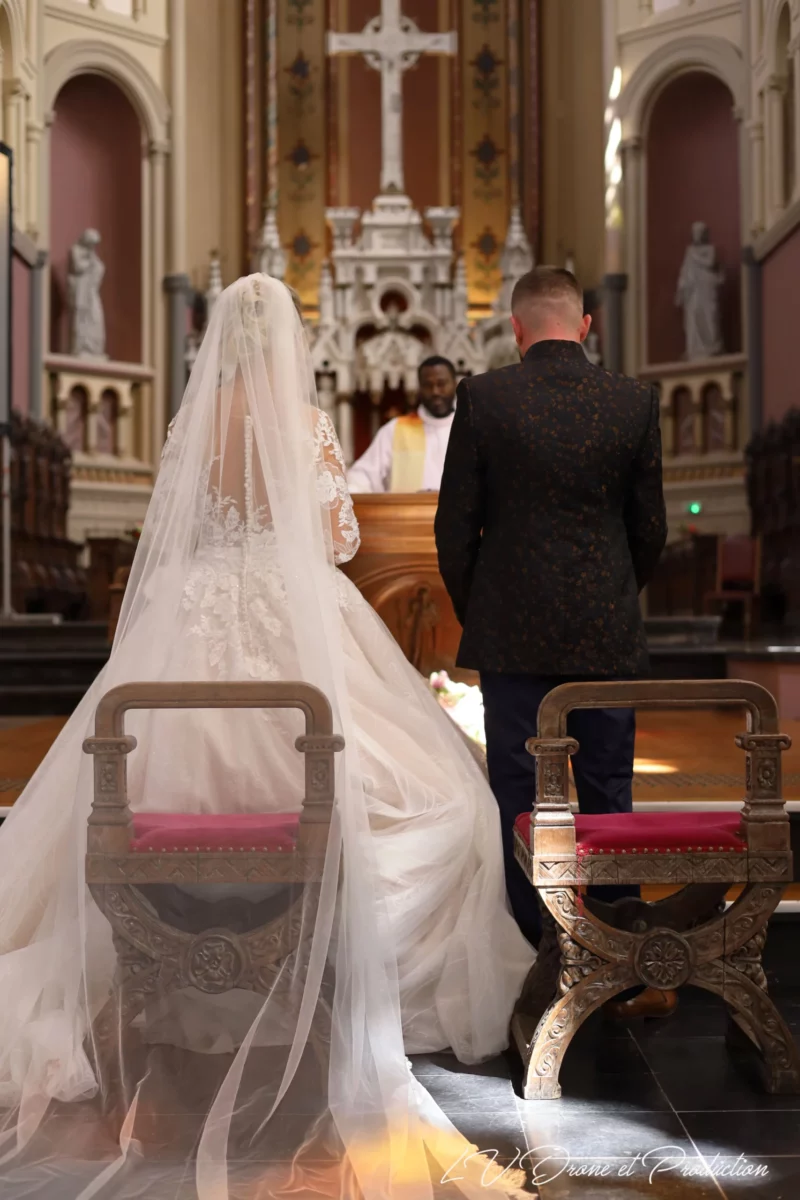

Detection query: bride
xmin=0 ymin=275 xmax=533 ymax=1199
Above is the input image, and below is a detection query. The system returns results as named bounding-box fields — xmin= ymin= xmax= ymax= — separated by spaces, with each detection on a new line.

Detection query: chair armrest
xmin=83 ymin=682 xmax=345 ymax=857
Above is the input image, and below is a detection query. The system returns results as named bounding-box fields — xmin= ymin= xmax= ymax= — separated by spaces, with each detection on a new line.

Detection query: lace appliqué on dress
xmin=314 ymin=411 xmax=360 ymax=566
xmin=182 ymin=418 xmax=285 ymax=679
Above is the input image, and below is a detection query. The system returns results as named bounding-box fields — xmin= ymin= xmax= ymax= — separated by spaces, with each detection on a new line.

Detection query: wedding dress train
xmin=0 ymin=276 xmax=533 ymax=1199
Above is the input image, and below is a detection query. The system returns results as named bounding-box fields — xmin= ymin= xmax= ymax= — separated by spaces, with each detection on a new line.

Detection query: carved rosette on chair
xmin=83 ymin=681 xmax=344 ymax=1113
xmin=512 ymin=679 xmax=800 ymax=1101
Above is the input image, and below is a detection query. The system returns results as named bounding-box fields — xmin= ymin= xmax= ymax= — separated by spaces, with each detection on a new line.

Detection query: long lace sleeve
xmin=314 ymin=410 xmax=360 ymax=565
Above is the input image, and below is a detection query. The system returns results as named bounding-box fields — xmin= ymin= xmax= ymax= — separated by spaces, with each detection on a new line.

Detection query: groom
xmin=435 ymin=267 xmax=667 ymax=957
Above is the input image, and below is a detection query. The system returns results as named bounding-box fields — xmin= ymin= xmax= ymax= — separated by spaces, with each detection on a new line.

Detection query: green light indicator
xmin=688 ymin=501 xmax=703 ymax=516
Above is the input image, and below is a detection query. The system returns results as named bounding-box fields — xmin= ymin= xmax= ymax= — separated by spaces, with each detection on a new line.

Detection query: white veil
xmin=0 ymin=276 xmax=530 ymax=1198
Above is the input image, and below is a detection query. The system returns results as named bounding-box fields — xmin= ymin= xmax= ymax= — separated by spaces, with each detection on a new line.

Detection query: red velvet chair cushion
xmin=514 ymin=810 xmax=746 ymax=857
xmin=130 ymin=812 xmax=301 ymax=853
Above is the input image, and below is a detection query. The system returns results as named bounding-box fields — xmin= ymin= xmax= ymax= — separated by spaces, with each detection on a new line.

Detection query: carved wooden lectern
xmin=343 ymin=494 xmax=464 ymax=679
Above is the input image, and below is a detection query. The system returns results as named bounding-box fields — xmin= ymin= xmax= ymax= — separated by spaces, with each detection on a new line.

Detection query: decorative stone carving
xmin=256 ymin=206 xmax=286 ymax=280
xmin=675 ymin=221 xmax=725 ymax=361
xmin=68 ymin=229 xmax=106 ymax=359
xmin=205 ymin=251 xmax=223 ymax=321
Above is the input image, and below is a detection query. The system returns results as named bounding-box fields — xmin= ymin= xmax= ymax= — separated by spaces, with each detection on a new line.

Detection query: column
xmin=169 ymin=0 xmax=187 ymax=274
xmin=602 ymin=273 xmax=627 ymax=374
xmin=792 ymin=34 xmax=800 ymax=203
xmin=164 ymin=274 xmax=191 ymax=421
xmin=29 ymin=252 xmax=47 ymax=421
xmin=747 ymin=113 xmax=766 ymax=237
xmin=766 ymin=75 xmax=786 ymax=223
xmin=3 ymin=80 xmax=25 ymax=220
xmin=621 ymin=136 xmax=643 ymax=375
xmin=743 ymin=246 xmax=763 ymax=437
xmin=149 ymin=142 xmax=168 ymax=465
xmin=40 ymin=113 xmax=54 ymax=368
xmin=25 ymin=117 xmax=42 ymax=240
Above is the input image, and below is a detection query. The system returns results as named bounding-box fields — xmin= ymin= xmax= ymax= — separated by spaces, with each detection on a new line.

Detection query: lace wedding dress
xmin=0 ymin=276 xmax=533 ymax=1200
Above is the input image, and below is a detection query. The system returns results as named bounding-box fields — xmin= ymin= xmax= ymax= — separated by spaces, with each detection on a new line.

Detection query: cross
xmin=328 ymin=0 xmax=457 ymax=196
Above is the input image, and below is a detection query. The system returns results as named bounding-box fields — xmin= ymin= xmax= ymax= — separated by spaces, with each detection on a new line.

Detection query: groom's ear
xmin=511 ymin=314 xmax=524 ymax=348
xmin=578 ymin=313 xmax=592 ymax=343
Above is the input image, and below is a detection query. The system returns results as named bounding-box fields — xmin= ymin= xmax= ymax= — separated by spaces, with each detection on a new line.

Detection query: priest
xmin=346 ymin=356 xmax=458 ymax=493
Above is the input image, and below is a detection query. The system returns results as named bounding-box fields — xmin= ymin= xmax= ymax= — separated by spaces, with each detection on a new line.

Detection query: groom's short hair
xmin=511 ymin=268 xmax=584 ymax=320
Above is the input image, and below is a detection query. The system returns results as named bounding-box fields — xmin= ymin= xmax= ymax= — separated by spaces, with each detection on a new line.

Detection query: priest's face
xmin=418 ymin=364 xmax=457 ymax=419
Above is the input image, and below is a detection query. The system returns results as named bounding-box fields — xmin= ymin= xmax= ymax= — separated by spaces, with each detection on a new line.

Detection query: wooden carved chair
xmin=83 ymin=681 xmax=344 ymax=1108
xmin=512 ymin=679 xmax=800 ymax=1101
xmin=704 ymin=534 xmax=762 ymax=639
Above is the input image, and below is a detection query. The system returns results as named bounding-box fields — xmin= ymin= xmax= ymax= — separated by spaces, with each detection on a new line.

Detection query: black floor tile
xmin=518 ymin=1103 xmax=691 ymax=1161
xmin=418 ymin=1070 xmax=517 ymax=1113
xmin=445 ymin=1111 xmax=528 ymax=1164
xmin=716 ymin=1157 xmax=800 ymax=1198
xmin=648 ymin=1037 xmax=800 ymax=1112
xmin=537 ymin=1165 xmax=722 ymax=1200
xmin=631 ymin=1001 xmax=729 ymax=1042
xmin=410 ymin=1051 xmax=513 ymax=1079
xmin=681 ymin=1110 xmax=800 ymax=1158
xmin=518 ymin=1064 xmax=672 ymax=1112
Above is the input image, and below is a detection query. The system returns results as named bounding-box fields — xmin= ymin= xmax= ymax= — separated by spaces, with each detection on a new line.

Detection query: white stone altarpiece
xmin=256 ymin=0 xmax=533 ymax=463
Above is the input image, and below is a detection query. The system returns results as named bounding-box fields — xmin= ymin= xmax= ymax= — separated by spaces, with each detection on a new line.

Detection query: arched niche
xmin=645 ymin=71 xmax=741 ymax=365
xmin=49 ymin=74 xmax=143 ymax=364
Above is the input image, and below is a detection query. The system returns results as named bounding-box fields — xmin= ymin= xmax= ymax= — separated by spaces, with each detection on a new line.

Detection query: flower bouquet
xmin=429 ymin=671 xmax=486 ymax=748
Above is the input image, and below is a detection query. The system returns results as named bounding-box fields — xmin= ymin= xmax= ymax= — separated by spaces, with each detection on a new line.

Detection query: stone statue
xmin=675 ymin=222 xmax=725 ymax=361
xmin=68 ymin=229 xmax=106 ymax=358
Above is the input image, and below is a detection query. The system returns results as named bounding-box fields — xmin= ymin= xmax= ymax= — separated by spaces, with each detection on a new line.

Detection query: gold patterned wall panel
xmin=277 ymin=0 xmax=327 ymax=312
xmin=461 ymin=0 xmax=509 ymax=317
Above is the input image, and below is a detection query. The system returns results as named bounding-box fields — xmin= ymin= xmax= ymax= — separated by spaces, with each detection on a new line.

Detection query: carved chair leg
xmin=518 ymin=958 xmax=636 ymax=1100
xmin=91 ymin=957 xmax=163 ymax=1120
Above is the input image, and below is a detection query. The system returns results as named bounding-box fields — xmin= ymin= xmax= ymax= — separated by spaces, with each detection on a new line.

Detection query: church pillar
xmin=24 ymin=118 xmax=42 ymax=241
xmin=743 ymin=246 xmax=763 ymax=436
xmin=792 ymin=35 xmax=800 ymax=203
xmin=29 ymin=251 xmax=47 ymax=422
xmin=169 ymin=0 xmax=188 ymax=274
xmin=602 ymin=273 xmax=626 ymax=375
xmin=621 ymin=136 xmax=643 ymax=375
xmin=164 ymin=274 xmax=191 ymax=421
xmin=766 ymin=75 xmax=786 ymax=224
xmin=747 ymin=111 xmax=765 ymax=237
xmin=149 ymin=141 xmax=168 ymax=464
xmin=3 ymin=80 xmax=26 ymax=222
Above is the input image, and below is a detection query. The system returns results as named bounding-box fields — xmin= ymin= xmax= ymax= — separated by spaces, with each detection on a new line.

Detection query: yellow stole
xmin=389 ymin=413 xmax=427 ymax=493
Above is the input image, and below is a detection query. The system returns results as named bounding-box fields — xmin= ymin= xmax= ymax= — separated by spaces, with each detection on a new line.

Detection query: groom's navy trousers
xmin=481 ymin=673 xmax=638 ymax=949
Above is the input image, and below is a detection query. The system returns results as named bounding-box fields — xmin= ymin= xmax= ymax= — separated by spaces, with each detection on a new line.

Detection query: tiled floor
xmin=411 ymin=918 xmax=800 ymax=1199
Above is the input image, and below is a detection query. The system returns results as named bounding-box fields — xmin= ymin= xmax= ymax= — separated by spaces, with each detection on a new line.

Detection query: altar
xmin=343 ymin=493 xmax=467 ymax=680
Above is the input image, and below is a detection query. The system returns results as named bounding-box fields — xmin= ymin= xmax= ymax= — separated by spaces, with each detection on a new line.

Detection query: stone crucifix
xmin=327 ymin=0 xmax=457 ymax=196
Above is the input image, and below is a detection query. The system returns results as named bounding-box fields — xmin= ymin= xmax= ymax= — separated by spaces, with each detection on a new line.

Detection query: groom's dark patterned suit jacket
xmin=435 ymin=340 xmax=667 ymax=678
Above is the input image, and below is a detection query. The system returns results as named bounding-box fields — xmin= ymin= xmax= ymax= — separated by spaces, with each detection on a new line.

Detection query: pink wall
xmin=646 ymin=72 xmax=742 ymax=365
xmin=12 ymin=254 xmax=31 ymax=415
xmin=49 ymin=75 xmax=143 ymax=363
xmin=762 ymin=221 xmax=800 ymax=425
